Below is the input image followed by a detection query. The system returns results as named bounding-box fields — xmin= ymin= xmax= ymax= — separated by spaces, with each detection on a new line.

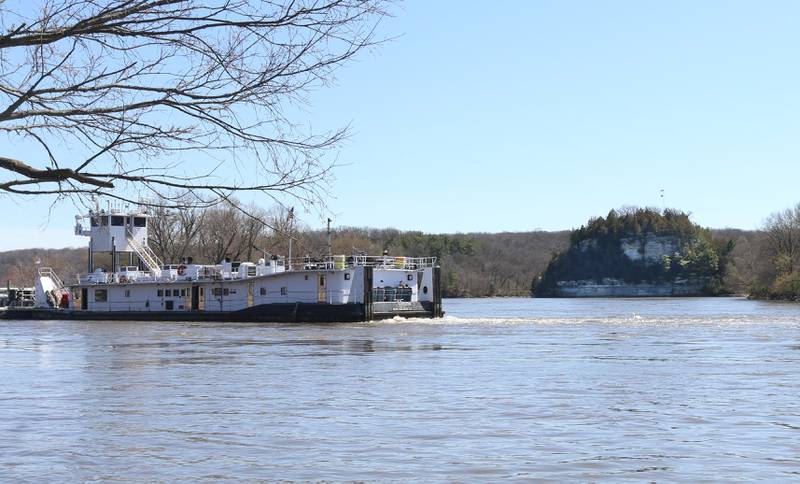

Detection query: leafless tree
xmin=764 ymin=203 xmax=800 ymax=275
xmin=0 ymin=0 xmax=388 ymax=210
xmin=148 ymin=202 xmax=204 ymax=262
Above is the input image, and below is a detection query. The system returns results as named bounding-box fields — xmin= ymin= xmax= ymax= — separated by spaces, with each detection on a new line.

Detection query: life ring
xmin=119 ymin=275 xmax=128 ymax=284
xmin=177 ymin=265 xmax=187 ymax=276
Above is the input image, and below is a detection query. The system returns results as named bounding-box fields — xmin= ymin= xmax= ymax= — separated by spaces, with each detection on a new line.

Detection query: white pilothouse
xmin=8 ymin=203 xmax=443 ymax=322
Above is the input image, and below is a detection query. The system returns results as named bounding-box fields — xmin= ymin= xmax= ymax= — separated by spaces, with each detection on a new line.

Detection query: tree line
xmin=2 ymin=201 xmax=800 ymax=300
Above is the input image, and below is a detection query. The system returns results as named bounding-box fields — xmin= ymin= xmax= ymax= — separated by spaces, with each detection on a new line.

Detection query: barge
xmin=1 ymin=204 xmax=443 ymax=322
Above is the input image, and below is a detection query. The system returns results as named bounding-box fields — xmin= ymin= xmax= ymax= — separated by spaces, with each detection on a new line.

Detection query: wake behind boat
xmin=2 ymin=203 xmax=443 ymax=322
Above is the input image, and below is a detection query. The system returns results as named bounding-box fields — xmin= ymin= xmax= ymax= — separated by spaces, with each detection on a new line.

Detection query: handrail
xmin=285 ymin=255 xmax=437 ymax=270
xmin=70 ymin=254 xmax=438 ymax=285
xmin=38 ymin=267 xmax=65 ymax=290
xmin=126 ymin=229 xmax=163 ymax=277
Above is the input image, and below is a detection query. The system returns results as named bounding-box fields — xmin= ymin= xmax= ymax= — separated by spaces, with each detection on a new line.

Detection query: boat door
xmin=191 ymin=285 xmax=199 ymax=311
xmin=317 ymin=274 xmax=327 ymax=303
xmin=81 ymin=288 xmax=88 ymax=310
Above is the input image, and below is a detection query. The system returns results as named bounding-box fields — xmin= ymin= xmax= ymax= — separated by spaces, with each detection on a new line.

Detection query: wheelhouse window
xmin=100 ymin=216 xmax=109 ymax=226
xmin=157 ymin=289 xmax=163 ymax=297
xmin=111 ymin=216 xmax=125 ymax=226
xmin=94 ymin=289 xmax=107 ymax=302
xmin=133 ymin=217 xmax=147 ymax=227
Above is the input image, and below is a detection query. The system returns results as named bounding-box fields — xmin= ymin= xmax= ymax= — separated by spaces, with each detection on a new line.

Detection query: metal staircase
xmin=126 ymin=229 xmax=163 ymax=277
xmin=36 ymin=267 xmax=67 ymax=308
xmin=38 ymin=267 xmax=65 ymax=291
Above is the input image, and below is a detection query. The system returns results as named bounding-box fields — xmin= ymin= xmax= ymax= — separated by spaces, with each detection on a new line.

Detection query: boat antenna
xmin=287 ymin=207 xmax=294 ymax=270
xmin=327 ymin=218 xmax=332 ymax=258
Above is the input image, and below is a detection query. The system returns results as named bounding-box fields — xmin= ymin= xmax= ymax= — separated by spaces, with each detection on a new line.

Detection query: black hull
xmin=0 ymin=301 xmax=440 ymax=323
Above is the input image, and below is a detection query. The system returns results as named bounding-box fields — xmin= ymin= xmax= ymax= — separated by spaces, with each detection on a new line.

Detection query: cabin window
xmin=213 ymin=288 xmax=222 ymax=296
xmin=124 ymin=290 xmax=130 ymax=298
xmin=344 ymin=273 xmax=351 ymax=280
xmin=133 ymin=217 xmax=147 ymax=227
xmin=304 ymin=275 xmax=309 ymax=280
xmin=111 ymin=216 xmax=125 ymax=226
xmin=165 ymin=289 xmax=172 ymax=297
xmin=180 ymin=289 xmax=186 ymax=297
xmin=223 ymin=288 xmax=230 ymax=296
xmin=407 ymin=274 xmax=413 ymax=281
xmin=423 ymin=286 xmax=428 ymax=294
xmin=280 ymin=287 xmax=287 ymax=296
xmin=94 ymin=289 xmax=107 ymax=302
xmin=165 ymin=300 xmax=174 ymax=311
xmin=157 ymin=289 xmax=163 ymax=297
xmin=260 ymin=287 xmax=267 ymax=296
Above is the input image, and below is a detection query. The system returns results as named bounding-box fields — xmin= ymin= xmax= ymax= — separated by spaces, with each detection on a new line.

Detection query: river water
xmin=1 ymin=297 xmax=799 ymax=481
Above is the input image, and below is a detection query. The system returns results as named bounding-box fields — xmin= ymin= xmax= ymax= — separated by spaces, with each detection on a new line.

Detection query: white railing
xmin=287 ymin=255 xmax=437 ymax=271
xmin=126 ymin=229 xmax=163 ymax=277
xmin=38 ymin=267 xmax=65 ymax=291
xmin=71 ymin=254 xmax=437 ymax=285
xmin=77 ymin=273 xmax=111 ymax=284
xmin=352 ymin=256 xmax=437 ymax=269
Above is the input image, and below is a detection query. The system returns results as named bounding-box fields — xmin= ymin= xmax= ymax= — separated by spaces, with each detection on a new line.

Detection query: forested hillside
xmin=0 ymin=213 xmax=764 ymax=298
xmin=0 ymin=248 xmax=86 ymax=288
xmin=308 ymin=229 xmax=570 ymax=297
xmin=0 ymin=228 xmax=569 ymax=297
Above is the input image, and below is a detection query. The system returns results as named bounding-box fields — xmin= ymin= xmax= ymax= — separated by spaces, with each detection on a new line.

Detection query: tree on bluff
xmin=534 ymin=208 xmax=733 ymax=297
xmin=0 ymin=0 xmax=388 ymax=211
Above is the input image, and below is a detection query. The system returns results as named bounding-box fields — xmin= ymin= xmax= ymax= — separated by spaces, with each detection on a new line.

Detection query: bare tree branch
xmin=0 ymin=0 xmax=390 ymax=211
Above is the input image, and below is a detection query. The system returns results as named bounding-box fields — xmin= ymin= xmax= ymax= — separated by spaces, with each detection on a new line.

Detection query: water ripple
xmin=1 ymin=297 xmax=800 ymax=481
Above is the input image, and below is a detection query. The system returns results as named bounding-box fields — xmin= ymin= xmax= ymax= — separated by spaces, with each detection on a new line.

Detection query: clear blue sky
xmin=4 ymin=0 xmax=800 ymax=249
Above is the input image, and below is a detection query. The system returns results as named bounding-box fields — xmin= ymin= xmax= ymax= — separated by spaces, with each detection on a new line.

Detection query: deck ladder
xmin=126 ymin=229 xmax=163 ymax=277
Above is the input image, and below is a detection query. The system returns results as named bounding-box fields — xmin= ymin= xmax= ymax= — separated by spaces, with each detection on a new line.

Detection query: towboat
xmin=1 ymin=204 xmax=443 ymax=322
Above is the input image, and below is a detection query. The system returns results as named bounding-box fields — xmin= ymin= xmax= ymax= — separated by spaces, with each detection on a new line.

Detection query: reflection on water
xmin=1 ymin=297 xmax=800 ymax=481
